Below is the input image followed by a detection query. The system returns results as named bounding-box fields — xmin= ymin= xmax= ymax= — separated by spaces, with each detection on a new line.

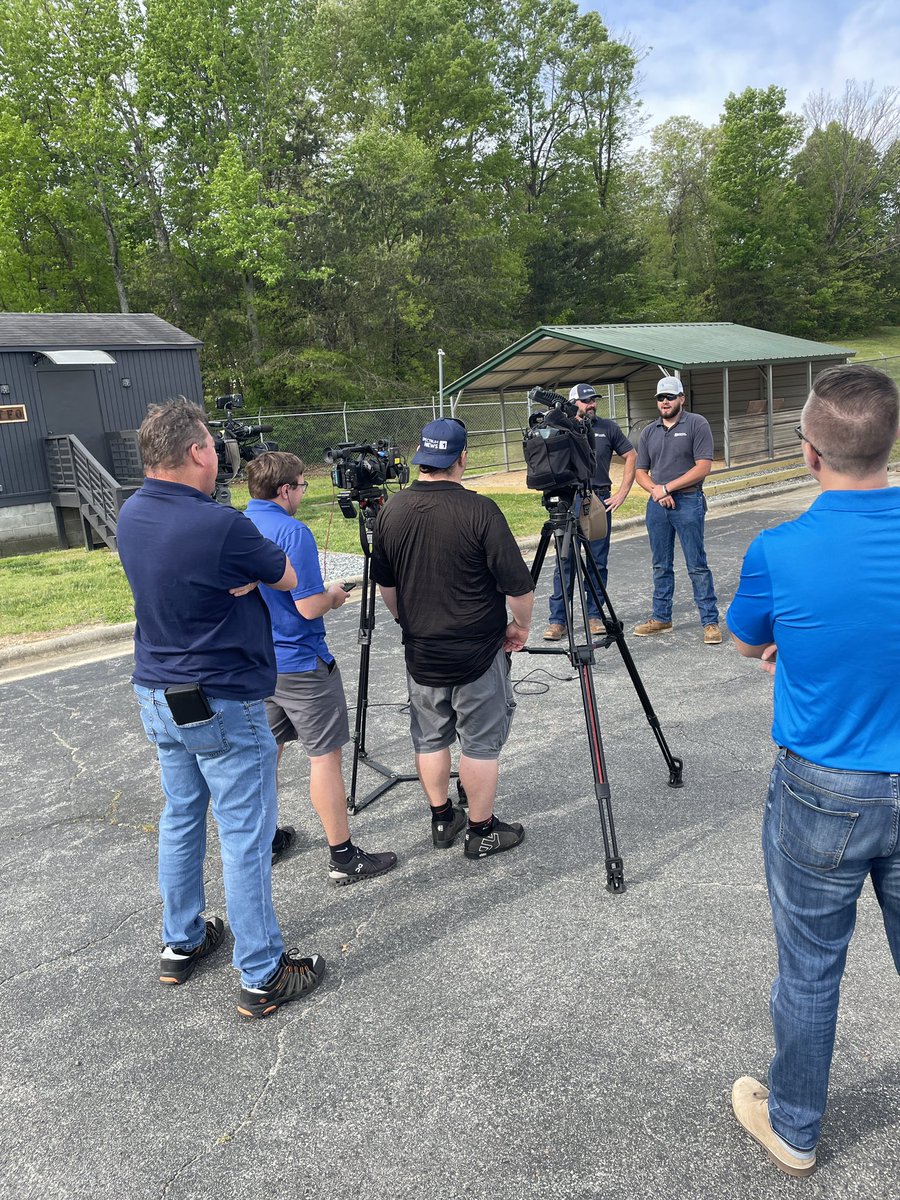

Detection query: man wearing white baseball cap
xmin=633 ymin=376 xmax=721 ymax=644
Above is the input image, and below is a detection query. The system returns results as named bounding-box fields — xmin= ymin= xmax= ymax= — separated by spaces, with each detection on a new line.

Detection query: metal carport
xmin=445 ymin=323 xmax=854 ymax=466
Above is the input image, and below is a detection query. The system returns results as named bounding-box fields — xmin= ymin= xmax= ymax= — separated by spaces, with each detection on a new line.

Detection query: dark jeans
xmin=645 ymin=491 xmax=718 ymax=625
xmin=548 ymin=488 xmax=611 ymax=624
xmin=764 ymin=749 xmax=900 ymax=1149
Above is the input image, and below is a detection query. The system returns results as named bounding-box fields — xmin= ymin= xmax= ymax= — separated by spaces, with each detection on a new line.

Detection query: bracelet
xmin=662 ymin=484 xmax=670 ymax=496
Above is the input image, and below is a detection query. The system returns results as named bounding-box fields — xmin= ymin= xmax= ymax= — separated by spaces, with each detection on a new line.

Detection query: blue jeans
xmin=644 ymin=491 xmax=718 ymax=625
xmin=763 ymin=749 xmax=900 ymax=1150
xmin=134 ymin=686 xmax=284 ymax=987
xmin=549 ymin=489 xmax=611 ymax=624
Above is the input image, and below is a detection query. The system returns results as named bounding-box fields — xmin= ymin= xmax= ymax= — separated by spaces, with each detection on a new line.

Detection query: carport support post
xmin=766 ymin=364 xmax=774 ymax=458
xmin=499 ymin=389 xmax=510 ymax=469
xmin=722 ymin=367 xmax=731 ymax=467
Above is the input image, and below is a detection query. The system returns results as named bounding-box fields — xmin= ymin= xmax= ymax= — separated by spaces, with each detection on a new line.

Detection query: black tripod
xmin=345 ymin=492 xmax=418 ymax=814
xmin=526 ymin=485 xmax=683 ymax=892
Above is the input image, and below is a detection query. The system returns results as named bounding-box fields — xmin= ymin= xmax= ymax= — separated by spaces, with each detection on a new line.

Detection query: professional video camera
xmin=324 ymin=440 xmax=409 ymax=518
xmin=209 ymin=393 xmax=278 ymax=485
xmin=523 ymin=386 xmax=596 ymax=492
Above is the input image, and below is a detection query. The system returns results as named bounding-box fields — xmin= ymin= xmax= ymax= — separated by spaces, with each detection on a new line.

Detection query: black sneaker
xmin=237 ymin=950 xmax=327 ymax=1019
xmin=432 ymin=804 xmax=467 ymax=849
xmin=158 ymin=917 xmax=225 ymax=986
xmin=271 ymin=825 xmax=297 ymax=865
xmin=464 ymin=817 xmax=525 ymax=860
xmin=328 ymin=847 xmax=398 ymax=887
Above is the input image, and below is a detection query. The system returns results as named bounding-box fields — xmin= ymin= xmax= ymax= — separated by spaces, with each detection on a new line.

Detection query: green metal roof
xmin=445 ymin=323 xmax=855 ymax=395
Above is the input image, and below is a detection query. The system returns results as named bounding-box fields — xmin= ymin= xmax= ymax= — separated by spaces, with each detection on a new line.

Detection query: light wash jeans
xmin=548 ymin=487 xmax=611 ymax=624
xmin=134 ymin=685 xmax=284 ymax=987
xmin=763 ymin=749 xmax=900 ymax=1150
xmin=644 ymin=491 xmax=718 ymax=626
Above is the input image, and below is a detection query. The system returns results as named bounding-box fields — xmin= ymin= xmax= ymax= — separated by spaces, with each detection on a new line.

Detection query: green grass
xmin=4 ymin=448 xmax=896 ymax=640
xmin=0 ymin=547 xmax=135 ymax=639
xmin=844 ymin=326 xmax=900 ymax=361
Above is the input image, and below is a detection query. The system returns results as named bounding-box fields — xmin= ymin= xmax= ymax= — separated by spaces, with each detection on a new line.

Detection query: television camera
xmin=324 ymin=440 xmax=409 ymax=519
xmin=209 ymin=393 xmax=278 ymax=489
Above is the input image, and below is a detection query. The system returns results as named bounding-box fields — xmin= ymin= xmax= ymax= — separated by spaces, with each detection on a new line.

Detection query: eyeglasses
xmin=656 ymin=394 xmax=681 ymax=402
xmin=794 ymin=425 xmax=825 ymax=459
xmin=289 ymin=480 xmax=309 ymax=493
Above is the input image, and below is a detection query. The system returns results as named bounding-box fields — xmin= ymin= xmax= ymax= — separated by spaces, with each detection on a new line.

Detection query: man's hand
xmin=229 ymin=581 xmax=259 ymax=597
xmin=327 ymin=582 xmax=349 ymax=609
xmin=604 ymin=489 xmax=628 ymax=512
xmin=503 ymin=620 xmax=529 ymax=652
xmin=759 ymin=644 xmax=778 ymax=676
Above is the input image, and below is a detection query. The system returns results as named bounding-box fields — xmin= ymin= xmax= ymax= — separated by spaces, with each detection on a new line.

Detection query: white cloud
xmin=586 ymin=0 xmax=898 ymax=138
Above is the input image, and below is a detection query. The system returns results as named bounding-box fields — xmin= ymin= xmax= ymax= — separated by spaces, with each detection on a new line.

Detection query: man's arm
xmin=647 ymin=459 xmax=711 ymax=504
xmin=606 ymin=449 xmax=636 ymax=512
xmin=295 ymin=584 xmax=348 ymax=618
xmin=504 ymin=589 xmax=534 ymax=652
xmin=270 ymin=559 xmax=297 ymax=591
xmin=730 ymin=634 xmax=778 ymax=676
xmin=378 ymin=585 xmax=399 ymax=620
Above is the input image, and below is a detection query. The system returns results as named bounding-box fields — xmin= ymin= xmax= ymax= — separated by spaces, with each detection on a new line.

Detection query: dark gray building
xmin=0 ymin=313 xmax=202 ymax=552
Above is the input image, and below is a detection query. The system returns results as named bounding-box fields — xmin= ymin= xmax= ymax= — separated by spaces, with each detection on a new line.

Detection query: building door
xmin=37 ymin=369 xmax=110 ymax=470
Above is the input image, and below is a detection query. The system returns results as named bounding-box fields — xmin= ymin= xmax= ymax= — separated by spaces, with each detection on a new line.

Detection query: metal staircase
xmin=44 ymin=434 xmax=139 ymax=551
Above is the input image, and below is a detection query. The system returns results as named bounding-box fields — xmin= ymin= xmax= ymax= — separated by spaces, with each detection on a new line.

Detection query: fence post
xmin=342 ymin=402 xmax=349 ymax=442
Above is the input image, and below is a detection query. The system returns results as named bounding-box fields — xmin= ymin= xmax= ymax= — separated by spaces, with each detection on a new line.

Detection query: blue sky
xmin=585 ymin=0 xmax=900 ymax=135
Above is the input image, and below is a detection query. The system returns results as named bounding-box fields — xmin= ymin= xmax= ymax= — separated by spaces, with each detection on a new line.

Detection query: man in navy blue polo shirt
xmin=542 ymin=383 xmax=636 ymax=641
xmin=726 ymin=363 xmax=900 ymax=1177
xmin=633 ymin=376 xmax=721 ymax=644
xmin=244 ymin=451 xmax=397 ymax=886
xmin=118 ymin=399 xmax=326 ymax=1019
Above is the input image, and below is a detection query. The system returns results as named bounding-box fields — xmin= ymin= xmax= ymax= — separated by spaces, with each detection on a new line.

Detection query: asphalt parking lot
xmin=1 ymin=481 xmax=897 ymax=1200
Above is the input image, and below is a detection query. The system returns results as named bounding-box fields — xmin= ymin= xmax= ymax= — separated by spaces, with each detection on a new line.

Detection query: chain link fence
xmin=253 ymin=383 xmax=628 ymax=478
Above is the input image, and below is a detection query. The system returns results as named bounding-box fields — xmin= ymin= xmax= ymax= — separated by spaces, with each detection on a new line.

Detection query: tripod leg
xmin=578 ymin=539 xmax=684 ymax=788
xmin=348 ymin=525 xmax=377 ymax=812
xmin=565 ymin=543 xmax=626 ymax=893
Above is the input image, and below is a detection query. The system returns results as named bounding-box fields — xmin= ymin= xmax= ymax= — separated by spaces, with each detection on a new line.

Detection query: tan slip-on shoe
xmin=731 ymin=1077 xmax=817 ymax=1178
xmin=703 ymin=623 xmax=723 ymax=644
xmin=542 ymin=623 xmax=565 ymax=641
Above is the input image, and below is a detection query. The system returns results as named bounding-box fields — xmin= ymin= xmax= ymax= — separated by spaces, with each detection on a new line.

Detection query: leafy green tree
xmin=708 ymin=85 xmax=805 ymax=328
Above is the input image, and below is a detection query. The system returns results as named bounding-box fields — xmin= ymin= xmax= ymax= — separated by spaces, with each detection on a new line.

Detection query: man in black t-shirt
xmin=371 ymin=418 xmax=535 ymax=859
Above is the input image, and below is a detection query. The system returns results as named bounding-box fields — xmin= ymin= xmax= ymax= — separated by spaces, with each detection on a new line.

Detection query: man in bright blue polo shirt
xmin=634 ymin=376 xmax=721 ymax=644
xmin=118 ymin=400 xmax=326 ymax=1019
xmin=244 ymin=451 xmax=397 ymax=886
xmin=726 ymin=363 xmax=900 ymax=1178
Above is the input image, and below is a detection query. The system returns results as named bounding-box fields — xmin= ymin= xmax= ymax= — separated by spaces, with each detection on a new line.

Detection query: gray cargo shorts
xmin=264 ymin=657 xmax=350 ymax=757
xmin=406 ymin=649 xmax=516 ymax=761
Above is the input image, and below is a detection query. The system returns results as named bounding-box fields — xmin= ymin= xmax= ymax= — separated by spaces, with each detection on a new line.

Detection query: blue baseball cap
xmin=411 ymin=418 xmax=467 ymax=468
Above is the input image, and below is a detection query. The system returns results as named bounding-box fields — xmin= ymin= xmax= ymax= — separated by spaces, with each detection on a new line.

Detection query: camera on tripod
xmin=523 ymin=387 xmax=596 ymax=493
xmin=324 ymin=441 xmax=409 ymax=518
xmin=209 ymin=393 xmax=278 ymax=485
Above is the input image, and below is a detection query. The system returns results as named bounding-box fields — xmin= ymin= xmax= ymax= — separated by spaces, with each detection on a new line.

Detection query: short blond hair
xmin=804 ymin=364 xmax=899 ymax=477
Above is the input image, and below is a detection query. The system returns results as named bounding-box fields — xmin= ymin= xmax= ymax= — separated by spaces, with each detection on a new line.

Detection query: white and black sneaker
xmin=432 ymin=805 xmax=467 ymax=849
xmin=464 ymin=817 xmax=525 ymax=859
xmin=328 ymin=847 xmax=398 ymax=887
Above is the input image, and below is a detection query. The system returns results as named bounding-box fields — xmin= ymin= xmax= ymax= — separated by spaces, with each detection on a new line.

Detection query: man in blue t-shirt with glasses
xmin=244 ymin=451 xmax=397 ymax=887
xmin=727 ymin=363 xmax=900 ymax=1177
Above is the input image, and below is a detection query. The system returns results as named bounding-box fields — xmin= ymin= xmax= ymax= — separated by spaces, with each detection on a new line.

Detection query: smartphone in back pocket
xmin=164 ymin=683 xmax=214 ymax=726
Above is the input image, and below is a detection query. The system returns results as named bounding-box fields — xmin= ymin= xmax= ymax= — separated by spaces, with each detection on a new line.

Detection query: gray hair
xmin=139 ymin=399 xmax=210 ymax=471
